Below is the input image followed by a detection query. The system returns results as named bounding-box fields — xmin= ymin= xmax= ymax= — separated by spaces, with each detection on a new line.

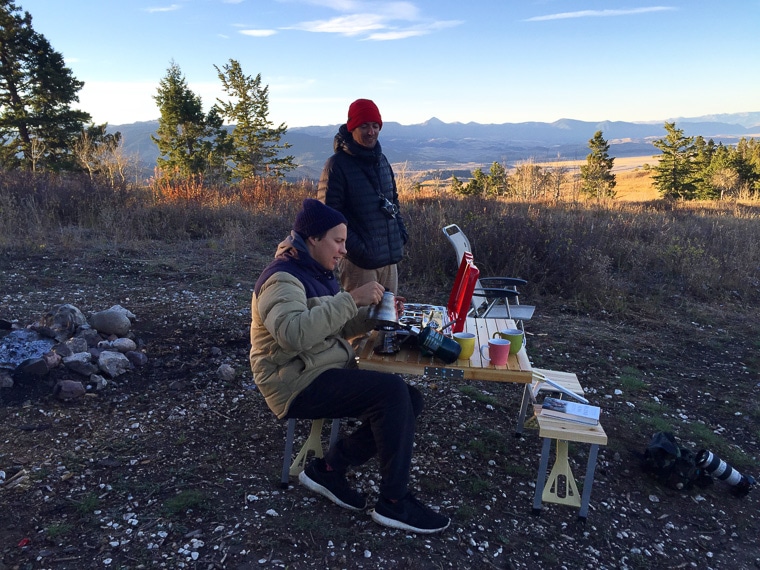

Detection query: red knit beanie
xmin=347 ymin=99 xmax=382 ymax=132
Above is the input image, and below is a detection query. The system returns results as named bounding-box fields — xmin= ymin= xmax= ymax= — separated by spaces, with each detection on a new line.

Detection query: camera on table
xmin=380 ymin=197 xmax=399 ymax=219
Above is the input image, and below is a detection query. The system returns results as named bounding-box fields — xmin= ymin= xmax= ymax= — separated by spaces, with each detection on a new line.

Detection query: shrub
xmin=1 ymin=172 xmax=758 ymax=314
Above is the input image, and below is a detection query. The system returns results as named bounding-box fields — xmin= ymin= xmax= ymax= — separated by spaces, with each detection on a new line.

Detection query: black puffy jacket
xmin=318 ymin=125 xmax=408 ymax=270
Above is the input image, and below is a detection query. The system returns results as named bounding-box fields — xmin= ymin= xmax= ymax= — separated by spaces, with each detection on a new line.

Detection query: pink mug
xmin=480 ymin=338 xmax=510 ymax=366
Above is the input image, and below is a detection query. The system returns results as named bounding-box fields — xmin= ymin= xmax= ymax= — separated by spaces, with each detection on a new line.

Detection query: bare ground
xmin=1 ymin=245 xmax=759 ymax=570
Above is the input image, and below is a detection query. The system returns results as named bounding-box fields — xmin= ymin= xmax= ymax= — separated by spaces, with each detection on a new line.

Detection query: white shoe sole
xmin=370 ymin=508 xmax=450 ymax=534
xmin=298 ymin=470 xmax=366 ymax=512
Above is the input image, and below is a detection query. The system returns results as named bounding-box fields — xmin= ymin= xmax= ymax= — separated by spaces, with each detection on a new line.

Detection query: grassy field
xmin=614 ymin=168 xmax=658 ymax=200
xmin=533 ymin=154 xmax=658 ymax=201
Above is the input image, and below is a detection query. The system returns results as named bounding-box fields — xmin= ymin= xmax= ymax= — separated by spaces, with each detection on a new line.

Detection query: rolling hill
xmin=109 ymin=112 xmax=760 ymax=181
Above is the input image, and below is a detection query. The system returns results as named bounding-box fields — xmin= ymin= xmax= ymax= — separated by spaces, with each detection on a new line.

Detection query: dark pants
xmin=286 ymin=368 xmax=423 ymax=500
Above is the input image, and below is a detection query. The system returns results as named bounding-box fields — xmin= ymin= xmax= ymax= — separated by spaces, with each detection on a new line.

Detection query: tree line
xmin=448 ymin=130 xmax=616 ymax=200
xmin=451 ymin=126 xmax=760 ymax=201
xmin=2 ymin=0 xmax=759 ymax=200
xmin=0 ymin=0 xmax=293 ymax=184
xmin=651 ymin=122 xmax=760 ymax=200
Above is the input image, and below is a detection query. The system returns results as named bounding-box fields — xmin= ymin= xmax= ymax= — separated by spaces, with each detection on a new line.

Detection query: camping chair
xmin=442 ymin=223 xmax=535 ymax=333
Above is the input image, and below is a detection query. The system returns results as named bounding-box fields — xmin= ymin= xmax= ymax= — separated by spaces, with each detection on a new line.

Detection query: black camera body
xmin=380 ymin=197 xmax=399 ymax=218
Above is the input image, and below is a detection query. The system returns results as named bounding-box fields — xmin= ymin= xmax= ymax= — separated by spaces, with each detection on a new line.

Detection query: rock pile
xmin=0 ymin=303 xmax=148 ymax=400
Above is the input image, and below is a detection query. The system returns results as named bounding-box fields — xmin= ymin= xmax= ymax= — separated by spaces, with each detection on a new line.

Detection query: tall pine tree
xmin=152 ymin=60 xmax=229 ymax=180
xmin=652 ymin=122 xmax=698 ymax=200
xmin=213 ymin=59 xmax=294 ymax=180
xmin=580 ymin=130 xmax=616 ymax=199
xmin=0 ymin=0 xmax=91 ymax=170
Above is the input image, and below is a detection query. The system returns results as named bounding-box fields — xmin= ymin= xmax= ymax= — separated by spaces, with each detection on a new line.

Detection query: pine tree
xmin=692 ymin=136 xmax=717 ymax=198
xmin=652 ymin=122 xmax=698 ymax=199
xmin=580 ymin=131 xmax=616 ymax=199
xmin=733 ymin=138 xmax=760 ymax=197
xmin=213 ymin=59 xmax=294 ymax=180
xmin=0 ymin=0 xmax=91 ymax=170
xmin=486 ymin=161 xmax=509 ymax=196
xmin=449 ymin=175 xmax=465 ymax=195
xmin=152 ymin=61 xmax=228 ymax=179
xmin=463 ymin=167 xmax=488 ymax=196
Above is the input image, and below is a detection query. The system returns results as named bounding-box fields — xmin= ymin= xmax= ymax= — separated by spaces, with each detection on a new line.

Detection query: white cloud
xmin=280 ymin=0 xmax=460 ymax=40
xmin=239 ymin=29 xmax=278 ymax=37
xmin=367 ymin=29 xmax=427 ymax=40
xmin=292 ymin=0 xmax=421 ymax=20
xmin=526 ymin=6 xmax=675 ymax=22
xmin=290 ymin=14 xmax=386 ymax=36
xmin=145 ymin=4 xmax=182 ymax=13
xmin=287 ymin=2 xmax=460 ymax=40
xmin=365 ymin=19 xmax=459 ymax=41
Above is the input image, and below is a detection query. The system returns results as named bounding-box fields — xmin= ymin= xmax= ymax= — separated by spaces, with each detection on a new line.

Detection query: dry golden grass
xmin=3 ymin=170 xmax=758 ymax=311
xmin=614 ymin=169 xmax=658 ymax=201
xmin=533 ymin=154 xmax=659 ymax=201
xmin=534 ymin=154 xmax=656 ymax=173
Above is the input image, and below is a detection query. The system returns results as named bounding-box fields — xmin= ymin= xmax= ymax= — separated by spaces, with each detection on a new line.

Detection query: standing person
xmin=249 ymin=198 xmax=449 ymax=534
xmin=318 ymin=98 xmax=408 ymax=295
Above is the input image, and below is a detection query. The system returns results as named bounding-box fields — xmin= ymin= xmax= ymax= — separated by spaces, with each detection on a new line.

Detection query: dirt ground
xmin=1 ymin=245 xmax=759 ymax=570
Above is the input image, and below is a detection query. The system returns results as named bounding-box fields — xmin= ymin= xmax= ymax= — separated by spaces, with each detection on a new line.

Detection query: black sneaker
xmin=370 ymin=493 xmax=450 ymax=534
xmin=298 ymin=458 xmax=367 ymax=511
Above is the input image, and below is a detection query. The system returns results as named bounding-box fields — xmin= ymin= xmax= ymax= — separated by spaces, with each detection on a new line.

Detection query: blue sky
xmin=18 ymin=0 xmax=760 ymax=127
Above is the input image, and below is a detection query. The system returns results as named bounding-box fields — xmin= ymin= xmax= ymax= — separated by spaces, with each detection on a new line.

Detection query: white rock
xmin=90 ymin=309 xmax=131 ymax=336
xmin=217 ymin=363 xmax=236 ymax=381
xmin=111 ymin=338 xmax=137 ymax=353
xmin=98 ymin=350 xmax=132 ymax=378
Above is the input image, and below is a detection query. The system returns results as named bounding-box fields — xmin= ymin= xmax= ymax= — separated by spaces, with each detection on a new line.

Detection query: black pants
xmin=286 ymin=368 xmax=423 ymax=500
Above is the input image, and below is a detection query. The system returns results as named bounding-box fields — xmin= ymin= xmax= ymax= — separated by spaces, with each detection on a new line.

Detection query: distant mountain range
xmin=109 ymin=112 xmax=760 ymax=181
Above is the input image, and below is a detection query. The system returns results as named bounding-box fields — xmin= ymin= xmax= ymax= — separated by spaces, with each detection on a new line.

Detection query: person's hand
xmin=394 ymin=295 xmax=406 ymax=318
xmin=350 ymin=281 xmax=385 ymax=307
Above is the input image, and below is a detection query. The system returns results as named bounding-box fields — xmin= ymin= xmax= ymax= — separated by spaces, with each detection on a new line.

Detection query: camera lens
xmin=380 ymin=198 xmax=398 ymax=218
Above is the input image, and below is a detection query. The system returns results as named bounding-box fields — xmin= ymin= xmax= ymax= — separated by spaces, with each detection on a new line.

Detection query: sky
xmin=16 ymin=0 xmax=760 ymax=128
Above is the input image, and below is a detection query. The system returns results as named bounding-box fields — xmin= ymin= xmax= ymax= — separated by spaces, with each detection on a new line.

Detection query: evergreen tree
xmin=0 ymin=0 xmax=91 ymax=170
xmin=152 ymin=61 xmax=228 ymax=179
xmin=692 ymin=136 xmax=717 ymax=198
xmin=213 ymin=59 xmax=294 ymax=180
xmin=486 ymin=161 xmax=509 ymax=196
xmin=652 ymin=122 xmax=698 ymax=199
xmin=449 ymin=175 xmax=465 ymax=195
xmin=580 ymin=130 xmax=616 ymax=199
xmin=464 ymin=167 xmax=488 ymax=196
xmin=707 ymin=145 xmax=740 ymax=200
xmin=733 ymin=137 xmax=760 ymax=196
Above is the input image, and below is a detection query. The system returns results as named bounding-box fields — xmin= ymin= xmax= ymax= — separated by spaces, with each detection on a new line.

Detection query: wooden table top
xmin=354 ymin=317 xmax=533 ymax=384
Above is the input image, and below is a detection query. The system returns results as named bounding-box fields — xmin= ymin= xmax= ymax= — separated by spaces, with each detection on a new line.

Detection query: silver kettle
xmin=368 ymin=290 xmax=397 ymax=325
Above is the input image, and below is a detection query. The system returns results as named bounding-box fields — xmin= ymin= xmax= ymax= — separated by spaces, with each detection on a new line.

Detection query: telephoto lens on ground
xmin=696 ymin=449 xmax=756 ymax=496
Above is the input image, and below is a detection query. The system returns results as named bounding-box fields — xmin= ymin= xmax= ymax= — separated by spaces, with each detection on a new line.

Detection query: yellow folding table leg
xmin=289 ymin=419 xmax=326 ymax=477
xmin=542 ymin=439 xmax=582 ymax=508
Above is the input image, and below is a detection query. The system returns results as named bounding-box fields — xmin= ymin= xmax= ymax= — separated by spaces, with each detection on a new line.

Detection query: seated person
xmin=249 ymin=198 xmax=449 ymax=534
